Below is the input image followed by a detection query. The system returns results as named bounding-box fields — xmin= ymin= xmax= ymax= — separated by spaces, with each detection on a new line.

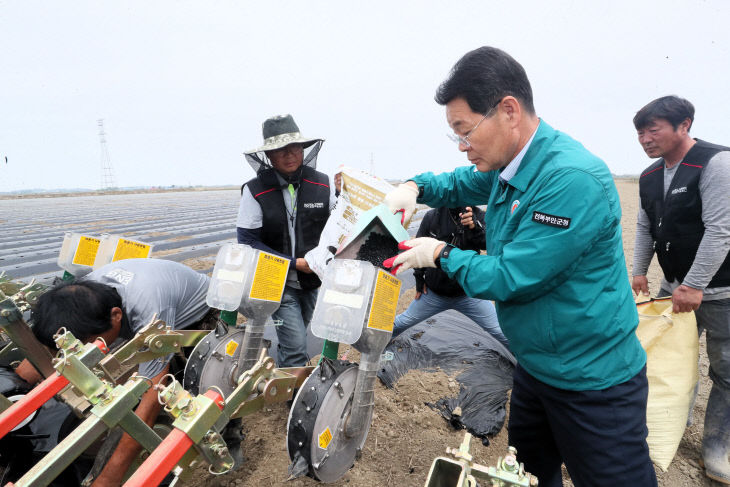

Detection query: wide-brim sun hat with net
xmin=244 ymin=114 xmax=323 ymax=155
xmin=244 ymin=114 xmax=325 ymax=174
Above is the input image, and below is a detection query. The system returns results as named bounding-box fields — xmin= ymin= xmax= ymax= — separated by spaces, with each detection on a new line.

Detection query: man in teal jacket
xmin=384 ymin=47 xmax=654 ymax=486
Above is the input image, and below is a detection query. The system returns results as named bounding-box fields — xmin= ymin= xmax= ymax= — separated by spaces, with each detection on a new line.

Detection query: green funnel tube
xmin=219 ymin=310 xmax=238 ymax=327
xmin=320 ymin=340 xmax=339 ymax=362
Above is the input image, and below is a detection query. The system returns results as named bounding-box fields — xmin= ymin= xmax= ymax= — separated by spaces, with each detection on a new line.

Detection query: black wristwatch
xmin=435 ymin=244 xmax=455 ymax=268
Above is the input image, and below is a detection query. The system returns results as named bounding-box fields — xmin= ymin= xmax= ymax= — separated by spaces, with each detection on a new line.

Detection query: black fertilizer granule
xmin=355 ymin=232 xmax=400 ymax=270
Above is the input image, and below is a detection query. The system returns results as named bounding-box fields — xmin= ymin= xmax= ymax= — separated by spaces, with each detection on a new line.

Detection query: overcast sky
xmin=1 ymin=1 xmax=728 ymax=192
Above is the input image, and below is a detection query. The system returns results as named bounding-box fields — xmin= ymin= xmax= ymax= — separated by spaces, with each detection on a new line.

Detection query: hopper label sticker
xmin=318 ymin=427 xmax=333 ymax=450
xmin=217 ymin=268 xmax=246 ymax=283
xmin=366 ymin=270 xmax=401 ymax=332
xmin=249 ymin=252 xmax=289 ymax=302
xmin=323 ymin=289 xmax=364 ymax=309
xmin=225 ymin=340 xmax=239 ymax=357
xmin=72 ymin=236 xmax=101 ymax=266
xmin=112 ymin=239 xmax=152 ymax=262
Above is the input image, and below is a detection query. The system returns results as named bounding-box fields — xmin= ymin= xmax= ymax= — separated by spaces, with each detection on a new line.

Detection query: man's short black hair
xmin=435 ymin=46 xmax=535 ymax=115
xmin=32 ymin=280 xmax=122 ymax=348
xmin=633 ymin=95 xmax=695 ymax=131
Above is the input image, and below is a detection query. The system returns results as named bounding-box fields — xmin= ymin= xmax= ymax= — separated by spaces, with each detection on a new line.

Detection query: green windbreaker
xmin=412 ymin=121 xmax=645 ymax=390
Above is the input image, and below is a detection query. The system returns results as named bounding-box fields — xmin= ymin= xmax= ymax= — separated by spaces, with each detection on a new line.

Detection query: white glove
xmin=383 ymin=237 xmax=445 ymax=275
xmin=304 ymin=245 xmax=335 ymax=280
xmin=384 ymin=183 xmax=419 ymax=224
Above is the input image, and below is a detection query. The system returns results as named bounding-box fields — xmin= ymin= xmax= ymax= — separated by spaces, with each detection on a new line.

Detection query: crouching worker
xmin=393 ymin=205 xmax=509 ymax=350
xmin=15 ymin=258 xmax=212 ymax=487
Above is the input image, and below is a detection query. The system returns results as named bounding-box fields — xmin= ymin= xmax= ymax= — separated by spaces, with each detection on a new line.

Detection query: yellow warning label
xmin=318 ymin=427 xmax=333 ymax=450
xmin=112 ymin=238 xmax=152 ymax=262
xmin=249 ymin=252 xmax=289 ymax=302
xmin=72 ymin=236 xmax=101 ymax=266
xmin=366 ymin=270 xmax=401 ymax=332
xmin=225 ymin=340 xmax=239 ymax=357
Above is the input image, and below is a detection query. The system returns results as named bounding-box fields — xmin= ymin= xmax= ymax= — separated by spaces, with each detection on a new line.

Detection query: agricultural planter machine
xmin=0 ymin=217 xmax=404 ymax=486
xmin=0 ymin=206 xmax=536 ymax=486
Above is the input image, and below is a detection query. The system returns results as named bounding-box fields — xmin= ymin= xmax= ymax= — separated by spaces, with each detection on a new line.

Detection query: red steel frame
xmin=0 ymin=339 xmax=108 ymax=439
xmin=123 ymin=390 xmax=225 ymax=487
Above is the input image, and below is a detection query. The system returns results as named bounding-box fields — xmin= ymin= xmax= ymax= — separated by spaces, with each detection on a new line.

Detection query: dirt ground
xmin=186 ymin=179 xmax=713 ymax=486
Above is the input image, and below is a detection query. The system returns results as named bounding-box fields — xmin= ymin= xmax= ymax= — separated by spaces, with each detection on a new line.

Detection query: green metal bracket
xmin=196 ymin=429 xmax=235 ymax=474
xmin=425 ymin=433 xmax=538 ymax=487
xmin=0 ymin=393 xmax=12 ymax=413
xmin=14 ymin=371 xmax=161 ymax=487
xmin=158 ymin=380 xmax=223 ymax=444
xmin=53 ymin=333 xmax=113 ymax=405
xmin=0 ymin=272 xmax=23 ymax=297
xmin=90 ymin=379 xmax=161 ymax=452
xmin=0 ymin=295 xmax=56 ymax=378
xmin=225 ymin=349 xmax=275 ymax=419
xmin=96 ymin=319 xmax=209 ymax=384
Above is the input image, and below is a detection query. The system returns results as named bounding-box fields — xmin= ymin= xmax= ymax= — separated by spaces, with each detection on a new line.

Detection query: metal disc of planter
xmin=183 ymin=328 xmax=246 ymax=396
xmin=286 ymin=359 xmax=364 ymax=483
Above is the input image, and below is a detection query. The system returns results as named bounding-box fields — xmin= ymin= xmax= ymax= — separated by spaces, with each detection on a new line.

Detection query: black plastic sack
xmin=378 ymin=309 xmax=514 ymax=443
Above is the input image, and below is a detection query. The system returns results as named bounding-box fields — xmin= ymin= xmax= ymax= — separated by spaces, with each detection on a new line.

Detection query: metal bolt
xmin=306 ymin=406 xmax=311 ymax=412
xmin=298 ymin=441 xmax=303 ymax=447
xmin=311 ymin=386 xmax=315 ymax=391
xmin=298 ymin=419 xmax=302 ymax=424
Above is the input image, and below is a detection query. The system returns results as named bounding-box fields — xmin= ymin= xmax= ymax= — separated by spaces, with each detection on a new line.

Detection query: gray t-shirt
xmin=84 ymin=258 xmax=210 ymax=377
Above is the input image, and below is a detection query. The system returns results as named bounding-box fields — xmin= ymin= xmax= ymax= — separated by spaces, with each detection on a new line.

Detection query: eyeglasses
xmin=446 ymin=98 xmax=502 ymax=148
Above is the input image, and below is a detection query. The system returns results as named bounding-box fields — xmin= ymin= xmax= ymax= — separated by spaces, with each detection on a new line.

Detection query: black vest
xmin=244 ymin=166 xmax=330 ymax=290
xmin=639 ymin=139 xmax=730 ymax=287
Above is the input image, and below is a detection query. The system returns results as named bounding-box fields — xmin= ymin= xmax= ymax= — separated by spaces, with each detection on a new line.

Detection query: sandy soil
xmin=184 ymin=179 xmax=713 ymax=486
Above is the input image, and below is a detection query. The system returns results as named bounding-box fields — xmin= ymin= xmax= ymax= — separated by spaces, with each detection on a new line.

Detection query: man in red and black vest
xmin=632 ymin=96 xmax=730 ymax=484
xmin=237 ymin=114 xmax=338 ymax=367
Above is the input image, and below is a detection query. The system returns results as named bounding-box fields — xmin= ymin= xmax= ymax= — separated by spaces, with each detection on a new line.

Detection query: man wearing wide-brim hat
xmin=236 ymin=114 xmax=338 ymax=367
